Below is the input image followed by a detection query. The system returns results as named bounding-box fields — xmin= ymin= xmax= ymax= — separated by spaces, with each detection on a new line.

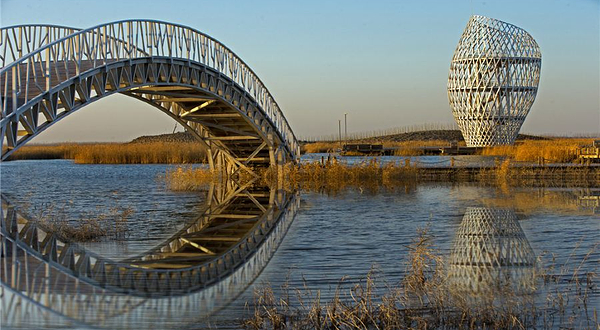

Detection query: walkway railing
xmin=0 ymin=24 xmax=80 ymax=66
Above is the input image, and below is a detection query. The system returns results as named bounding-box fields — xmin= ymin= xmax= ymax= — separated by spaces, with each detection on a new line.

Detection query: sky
xmin=1 ymin=0 xmax=598 ymax=142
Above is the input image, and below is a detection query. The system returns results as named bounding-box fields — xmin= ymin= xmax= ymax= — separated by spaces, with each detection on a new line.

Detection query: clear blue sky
xmin=1 ymin=0 xmax=598 ymax=142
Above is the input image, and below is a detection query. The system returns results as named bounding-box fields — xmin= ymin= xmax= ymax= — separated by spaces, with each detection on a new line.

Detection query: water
xmin=301 ymin=153 xmax=500 ymax=167
xmin=1 ymin=159 xmax=598 ymax=329
xmin=0 ymin=160 xmax=206 ymax=259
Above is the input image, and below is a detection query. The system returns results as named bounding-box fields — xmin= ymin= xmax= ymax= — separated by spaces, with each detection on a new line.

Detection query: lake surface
xmin=301 ymin=153 xmax=501 ymax=167
xmin=1 ymin=159 xmax=598 ymax=329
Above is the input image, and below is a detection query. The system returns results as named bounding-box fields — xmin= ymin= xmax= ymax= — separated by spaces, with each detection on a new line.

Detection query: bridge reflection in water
xmin=448 ymin=207 xmax=537 ymax=300
xmin=1 ymin=179 xmax=299 ymax=329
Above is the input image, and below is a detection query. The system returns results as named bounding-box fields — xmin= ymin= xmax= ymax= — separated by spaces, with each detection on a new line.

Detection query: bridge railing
xmin=0 ymin=20 xmax=299 ymax=160
xmin=0 ymin=25 xmax=80 ymax=67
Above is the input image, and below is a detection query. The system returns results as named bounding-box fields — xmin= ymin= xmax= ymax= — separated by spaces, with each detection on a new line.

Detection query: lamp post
xmin=338 ymin=120 xmax=342 ymax=149
xmin=344 ymin=113 xmax=348 ymax=143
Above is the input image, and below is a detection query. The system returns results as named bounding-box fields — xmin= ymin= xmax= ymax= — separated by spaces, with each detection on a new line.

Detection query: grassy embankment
xmin=6 ymin=142 xmax=206 ymax=164
xmin=243 ymin=228 xmax=598 ymax=329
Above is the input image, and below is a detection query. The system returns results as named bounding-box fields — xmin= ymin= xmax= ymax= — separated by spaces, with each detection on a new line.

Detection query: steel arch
xmin=0 ymin=20 xmax=300 ymax=168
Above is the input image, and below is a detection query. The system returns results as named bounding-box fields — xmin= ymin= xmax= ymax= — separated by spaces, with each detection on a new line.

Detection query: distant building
xmin=448 ymin=15 xmax=541 ymax=147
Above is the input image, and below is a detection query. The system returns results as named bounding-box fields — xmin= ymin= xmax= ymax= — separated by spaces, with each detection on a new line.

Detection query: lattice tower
xmin=448 ymin=15 xmax=541 ymax=146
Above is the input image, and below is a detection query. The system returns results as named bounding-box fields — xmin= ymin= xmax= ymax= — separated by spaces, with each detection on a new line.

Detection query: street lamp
xmin=338 ymin=119 xmax=342 ymax=149
xmin=344 ymin=113 xmax=348 ymax=143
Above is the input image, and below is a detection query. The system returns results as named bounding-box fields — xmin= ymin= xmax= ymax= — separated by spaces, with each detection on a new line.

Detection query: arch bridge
xmin=0 ymin=21 xmax=301 ymax=328
xmin=0 ymin=21 xmax=300 ymax=176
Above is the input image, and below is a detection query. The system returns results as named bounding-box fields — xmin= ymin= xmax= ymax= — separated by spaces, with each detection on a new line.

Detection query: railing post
xmin=11 ymin=66 xmax=18 ymax=116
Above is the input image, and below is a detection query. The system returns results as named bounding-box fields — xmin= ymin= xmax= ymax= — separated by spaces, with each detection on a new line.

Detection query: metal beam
xmin=205 ymin=136 xmax=260 ymax=141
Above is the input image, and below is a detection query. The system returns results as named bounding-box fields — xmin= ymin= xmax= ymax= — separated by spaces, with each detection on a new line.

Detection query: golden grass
xmin=389 ymin=140 xmax=454 ymax=156
xmin=7 ymin=142 xmax=207 ymax=164
xmin=481 ymin=138 xmax=595 ymax=163
xmin=5 ymin=144 xmax=77 ymax=160
xmin=164 ymin=165 xmax=217 ymax=191
xmin=285 ymin=159 xmax=418 ymax=193
xmin=303 ymin=138 xmax=596 ymax=164
xmin=243 ymin=228 xmax=598 ymax=329
xmin=302 ymin=142 xmax=342 ymax=154
xmin=164 ymin=158 xmax=600 ymax=195
xmin=31 ymin=203 xmax=133 ymax=242
xmin=72 ymin=142 xmax=206 ymax=164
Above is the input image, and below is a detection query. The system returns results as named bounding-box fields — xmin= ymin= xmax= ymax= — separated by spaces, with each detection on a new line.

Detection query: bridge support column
xmin=277 ymin=147 xmax=285 ymax=190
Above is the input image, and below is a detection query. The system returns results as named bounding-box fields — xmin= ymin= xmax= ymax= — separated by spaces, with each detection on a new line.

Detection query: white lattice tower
xmin=447 ymin=15 xmax=541 ymax=146
xmin=448 ymin=207 xmax=536 ymax=295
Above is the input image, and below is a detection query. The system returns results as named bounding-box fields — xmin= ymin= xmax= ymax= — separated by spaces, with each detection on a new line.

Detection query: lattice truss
xmin=448 ymin=15 xmax=541 ymax=147
xmin=448 ymin=207 xmax=536 ymax=295
xmin=0 ymin=22 xmax=300 ymax=171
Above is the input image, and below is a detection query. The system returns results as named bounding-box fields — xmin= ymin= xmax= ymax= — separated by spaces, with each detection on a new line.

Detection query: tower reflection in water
xmin=1 ymin=178 xmax=299 ymax=329
xmin=448 ymin=207 xmax=537 ymax=300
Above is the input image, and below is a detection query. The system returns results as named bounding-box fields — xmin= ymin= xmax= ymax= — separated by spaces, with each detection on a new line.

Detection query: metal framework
xmin=1 ymin=179 xmax=300 ymax=328
xmin=0 ymin=22 xmax=302 ymax=327
xmin=448 ymin=15 xmax=541 ymax=147
xmin=0 ymin=21 xmax=300 ymax=174
xmin=448 ymin=207 xmax=536 ymax=295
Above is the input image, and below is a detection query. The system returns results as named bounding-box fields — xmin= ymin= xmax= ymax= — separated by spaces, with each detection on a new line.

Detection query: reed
xmin=278 ymin=159 xmax=419 ymax=194
xmin=302 ymin=142 xmax=342 ymax=154
xmin=6 ymin=142 xmax=207 ymax=164
xmin=72 ymin=142 xmax=206 ymax=164
xmin=163 ymin=165 xmax=217 ymax=191
xmin=5 ymin=144 xmax=77 ymax=160
xmin=480 ymin=138 xmax=594 ymax=163
xmin=243 ymin=229 xmax=598 ymax=329
xmin=389 ymin=140 xmax=453 ymax=156
xmin=164 ymin=159 xmax=600 ymax=194
xmin=30 ymin=203 xmax=133 ymax=242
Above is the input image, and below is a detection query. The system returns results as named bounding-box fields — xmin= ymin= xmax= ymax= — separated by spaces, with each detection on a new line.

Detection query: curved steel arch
xmin=0 ymin=20 xmax=300 ymax=169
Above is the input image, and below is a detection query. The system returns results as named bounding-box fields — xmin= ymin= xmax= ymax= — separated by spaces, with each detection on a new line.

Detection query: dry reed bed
xmin=303 ymin=138 xmax=597 ymax=163
xmin=243 ymin=229 xmax=598 ymax=330
xmin=6 ymin=142 xmax=206 ymax=164
xmin=7 ymin=137 xmax=593 ymax=164
xmin=164 ymin=165 xmax=217 ymax=191
xmin=4 ymin=144 xmax=77 ymax=160
xmin=24 ymin=202 xmax=134 ymax=242
xmin=481 ymin=139 xmax=596 ymax=163
xmin=163 ymin=159 xmax=600 ymax=195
